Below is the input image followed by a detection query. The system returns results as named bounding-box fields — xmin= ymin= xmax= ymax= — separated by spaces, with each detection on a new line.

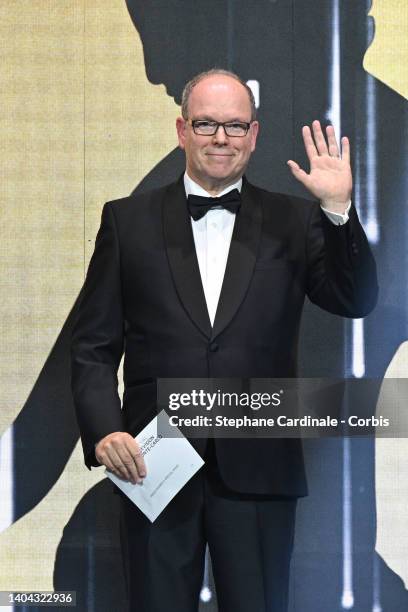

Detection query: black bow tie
xmin=187 ymin=189 xmax=241 ymax=221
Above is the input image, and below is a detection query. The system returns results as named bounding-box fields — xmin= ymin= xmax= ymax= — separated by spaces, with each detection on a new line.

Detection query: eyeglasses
xmin=188 ymin=119 xmax=252 ymax=137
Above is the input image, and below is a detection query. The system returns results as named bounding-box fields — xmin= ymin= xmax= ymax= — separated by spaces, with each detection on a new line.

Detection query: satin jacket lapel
xmin=212 ymin=178 xmax=262 ymax=340
xmin=163 ymin=177 xmax=212 ymax=339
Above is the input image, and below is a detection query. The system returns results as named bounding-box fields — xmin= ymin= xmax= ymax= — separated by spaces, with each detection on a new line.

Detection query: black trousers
xmin=120 ymin=440 xmax=297 ymax=612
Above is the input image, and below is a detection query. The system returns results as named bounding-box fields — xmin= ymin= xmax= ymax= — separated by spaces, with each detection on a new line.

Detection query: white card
xmin=105 ymin=410 xmax=204 ymax=522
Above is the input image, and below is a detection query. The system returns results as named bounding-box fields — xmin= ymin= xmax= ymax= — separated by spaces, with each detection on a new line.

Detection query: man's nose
xmin=212 ymin=124 xmax=228 ymax=144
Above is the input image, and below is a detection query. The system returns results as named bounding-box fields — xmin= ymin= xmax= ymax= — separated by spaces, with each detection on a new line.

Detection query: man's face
xmin=176 ymin=75 xmax=259 ymax=194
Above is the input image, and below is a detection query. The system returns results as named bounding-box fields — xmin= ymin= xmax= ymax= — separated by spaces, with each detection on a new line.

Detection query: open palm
xmin=288 ymin=120 xmax=352 ymax=214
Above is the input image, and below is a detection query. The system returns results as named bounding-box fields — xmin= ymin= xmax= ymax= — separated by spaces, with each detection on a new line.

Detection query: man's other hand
xmin=95 ymin=432 xmax=147 ymax=484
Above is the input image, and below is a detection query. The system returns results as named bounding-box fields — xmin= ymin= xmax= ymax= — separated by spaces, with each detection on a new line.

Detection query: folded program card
xmin=106 ymin=410 xmax=205 ymax=522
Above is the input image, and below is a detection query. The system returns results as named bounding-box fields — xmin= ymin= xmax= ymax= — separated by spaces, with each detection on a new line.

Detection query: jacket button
xmin=351 ymin=242 xmax=359 ymax=255
xmin=209 ymin=342 xmax=219 ymax=352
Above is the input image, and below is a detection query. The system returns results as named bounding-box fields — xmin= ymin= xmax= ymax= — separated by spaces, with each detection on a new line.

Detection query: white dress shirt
xmin=184 ymin=172 xmax=351 ymax=326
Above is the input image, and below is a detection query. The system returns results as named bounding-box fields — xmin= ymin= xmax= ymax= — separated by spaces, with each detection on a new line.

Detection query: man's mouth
xmin=206 ymin=153 xmax=233 ymax=157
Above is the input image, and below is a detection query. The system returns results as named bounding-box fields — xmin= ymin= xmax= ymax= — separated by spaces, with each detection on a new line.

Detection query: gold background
xmin=364 ymin=0 xmax=408 ymax=99
xmin=0 ymin=0 xmax=178 ymax=590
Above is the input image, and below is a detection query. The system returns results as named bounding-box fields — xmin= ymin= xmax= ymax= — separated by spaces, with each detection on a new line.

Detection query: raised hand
xmin=287 ymin=120 xmax=352 ymax=214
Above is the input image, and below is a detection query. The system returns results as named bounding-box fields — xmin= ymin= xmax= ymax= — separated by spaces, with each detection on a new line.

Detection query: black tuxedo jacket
xmin=71 ymin=176 xmax=377 ymax=497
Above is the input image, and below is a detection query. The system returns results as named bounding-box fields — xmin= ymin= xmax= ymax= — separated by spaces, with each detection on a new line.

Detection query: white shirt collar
xmin=183 ymin=172 xmax=243 ymax=198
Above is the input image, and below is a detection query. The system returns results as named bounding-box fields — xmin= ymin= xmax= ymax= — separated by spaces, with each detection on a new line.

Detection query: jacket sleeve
xmin=305 ymin=203 xmax=378 ymax=318
xmin=71 ymin=203 xmax=125 ymax=468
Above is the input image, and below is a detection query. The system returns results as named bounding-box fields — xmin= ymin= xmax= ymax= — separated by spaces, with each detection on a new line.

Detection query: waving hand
xmin=287 ymin=120 xmax=352 ymax=214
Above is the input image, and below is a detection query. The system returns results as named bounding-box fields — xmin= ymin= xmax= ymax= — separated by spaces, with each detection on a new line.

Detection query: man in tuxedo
xmin=71 ymin=69 xmax=377 ymax=612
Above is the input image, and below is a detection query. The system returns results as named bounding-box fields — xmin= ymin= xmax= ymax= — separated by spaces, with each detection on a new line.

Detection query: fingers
xmin=301 ymin=120 xmax=330 ymax=161
xmin=287 ymin=160 xmax=310 ymax=188
xmin=340 ymin=135 xmax=350 ymax=164
xmin=302 ymin=120 xmax=349 ymax=160
xmin=325 ymin=125 xmax=340 ymax=157
xmin=105 ymin=446 xmax=134 ymax=482
xmin=125 ymin=439 xmax=146 ymax=479
xmin=301 ymin=125 xmax=319 ymax=162
xmin=310 ymin=121 xmax=329 ymax=156
xmin=95 ymin=432 xmax=147 ymax=484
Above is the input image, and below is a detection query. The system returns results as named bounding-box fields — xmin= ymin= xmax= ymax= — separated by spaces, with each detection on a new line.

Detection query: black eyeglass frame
xmin=187 ymin=119 xmax=253 ymax=137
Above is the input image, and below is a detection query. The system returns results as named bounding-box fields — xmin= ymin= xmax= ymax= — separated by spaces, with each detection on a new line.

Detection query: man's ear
xmin=176 ymin=117 xmax=187 ymax=150
xmin=250 ymin=121 xmax=260 ymax=152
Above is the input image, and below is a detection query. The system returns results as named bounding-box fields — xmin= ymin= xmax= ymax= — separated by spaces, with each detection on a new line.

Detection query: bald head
xmin=181 ymin=69 xmax=256 ymax=121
